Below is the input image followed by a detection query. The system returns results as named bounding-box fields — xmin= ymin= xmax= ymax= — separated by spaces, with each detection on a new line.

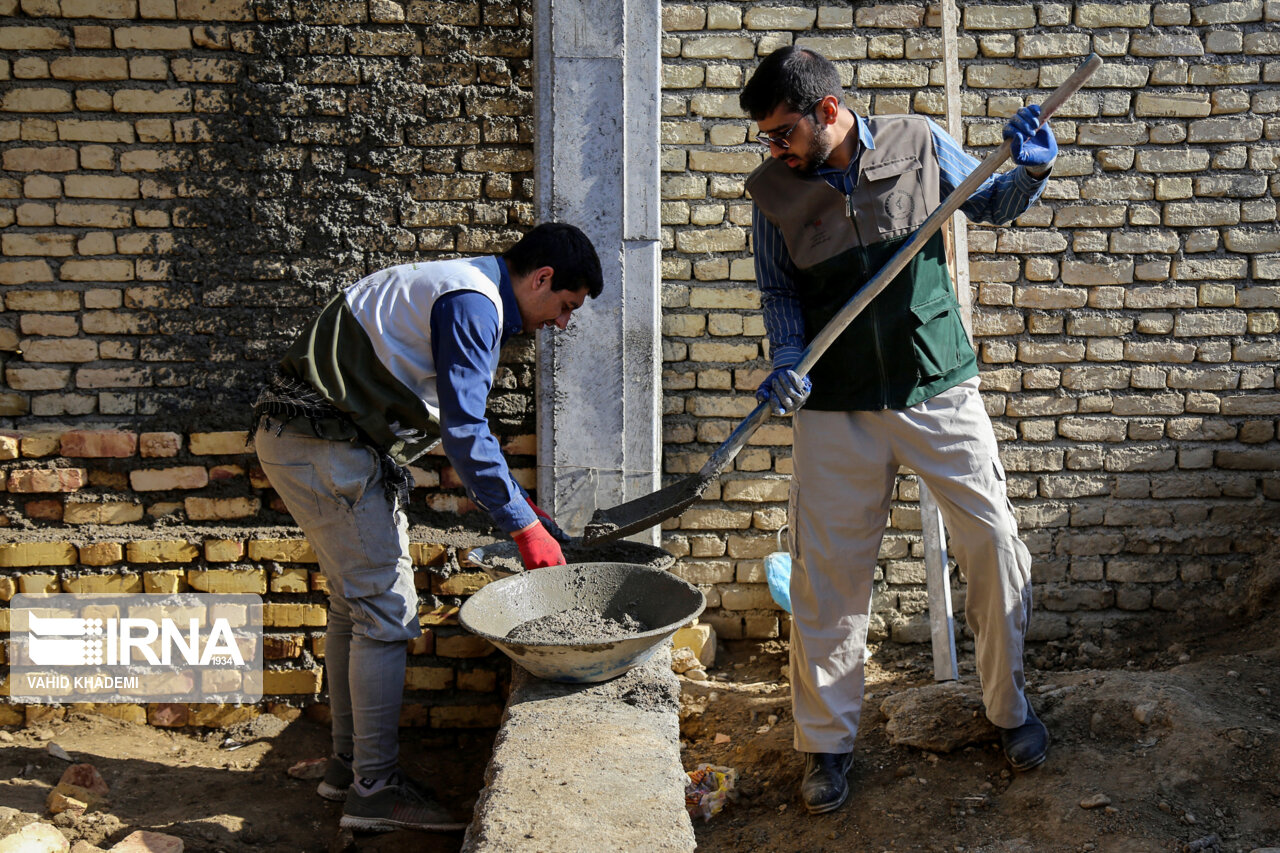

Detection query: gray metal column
xmin=533 ymin=0 xmax=662 ymax=541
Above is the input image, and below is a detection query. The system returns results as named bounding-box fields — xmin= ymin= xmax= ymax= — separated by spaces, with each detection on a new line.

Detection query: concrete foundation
xmin=462 ymin=646 xmax=695 ymax=852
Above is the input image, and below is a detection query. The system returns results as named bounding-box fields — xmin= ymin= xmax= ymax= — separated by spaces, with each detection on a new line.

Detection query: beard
xmin=793 ymin=121 xmax=835 ymax=174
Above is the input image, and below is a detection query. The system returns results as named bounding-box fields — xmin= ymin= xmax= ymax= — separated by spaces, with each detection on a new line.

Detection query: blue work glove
xmin=1003 ymin=105 xmax=1056 ymax=173
xmin=756 ymin=364 xmax=812 ymax=416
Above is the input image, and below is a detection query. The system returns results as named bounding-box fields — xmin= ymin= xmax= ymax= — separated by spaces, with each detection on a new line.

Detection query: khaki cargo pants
xmin=788 ymin=376 xmax=1033 ymax=754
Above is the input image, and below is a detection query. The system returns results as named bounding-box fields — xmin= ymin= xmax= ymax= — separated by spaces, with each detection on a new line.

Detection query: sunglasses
xmin=755 ymin=98 xmax=825 ymax=149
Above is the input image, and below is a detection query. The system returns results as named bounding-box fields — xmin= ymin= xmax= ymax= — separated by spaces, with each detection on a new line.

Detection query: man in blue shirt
xmin=739 ymin=47 xmax=1055 ymax=814
xmin=253 ymin=223 xmax=602 ymax=831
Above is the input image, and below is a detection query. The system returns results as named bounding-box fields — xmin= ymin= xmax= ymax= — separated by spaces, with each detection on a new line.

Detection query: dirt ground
xmin=680 ymin=581 xmax=1280 ymax=852
xmin=2 ymin=560 xmax=1278 ymax=853
xmin=0 ymin=710 xmax=493 ymax=852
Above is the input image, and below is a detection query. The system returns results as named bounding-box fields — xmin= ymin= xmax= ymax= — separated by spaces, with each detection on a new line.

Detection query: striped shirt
xmin=754 ymin=113 xmax=1050 ymax=368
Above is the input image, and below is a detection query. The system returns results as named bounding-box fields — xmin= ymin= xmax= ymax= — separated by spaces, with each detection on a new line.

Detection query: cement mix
xmin=506 ymin=607 xmax=649 ymax=644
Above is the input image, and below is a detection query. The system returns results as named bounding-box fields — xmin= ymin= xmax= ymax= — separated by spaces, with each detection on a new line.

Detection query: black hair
xmin=739 ymin=46 xmax=843 ymax=121
xmin=502 ymin=222 xmax=604 ymax=298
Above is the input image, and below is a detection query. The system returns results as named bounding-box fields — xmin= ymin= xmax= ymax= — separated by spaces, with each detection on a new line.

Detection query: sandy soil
xmin=679 ymin=578 xmax=1280 ymax=852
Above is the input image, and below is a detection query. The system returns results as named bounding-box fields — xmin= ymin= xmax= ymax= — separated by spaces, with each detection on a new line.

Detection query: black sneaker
xmin=340 ymin=771 xmax=467 ymax=832
xmin=998 ymin=702 xmax=1050 ymax=771
xmin=800 ymin=752 xmax=854 ymax=814
xmin=316 ymin=755 xmax=354 ymax=801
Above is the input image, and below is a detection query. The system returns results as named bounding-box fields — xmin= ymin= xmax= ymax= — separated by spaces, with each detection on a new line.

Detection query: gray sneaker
xmin=339 ymin=772 xmax=467 ymax=832
xmin=316 ymin=755 xmax=354 ymax=801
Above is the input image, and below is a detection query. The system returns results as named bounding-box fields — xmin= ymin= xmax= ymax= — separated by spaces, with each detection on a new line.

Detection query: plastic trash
xmin=684 ymin=763 xmax=738 ymax=821
xmin=764 ymin=524 xmax=792 ymax=613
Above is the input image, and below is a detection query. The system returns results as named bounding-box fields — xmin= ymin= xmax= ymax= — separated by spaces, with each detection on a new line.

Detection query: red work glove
xmin=525 ymin=497 xmax=570 ymax=543
xmin=511 ymin=520 xmax=566 ymax=570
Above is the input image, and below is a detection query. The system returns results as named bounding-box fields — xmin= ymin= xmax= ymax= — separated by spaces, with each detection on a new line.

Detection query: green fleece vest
xmin=746 ymin=114 xmax=977 ymax=411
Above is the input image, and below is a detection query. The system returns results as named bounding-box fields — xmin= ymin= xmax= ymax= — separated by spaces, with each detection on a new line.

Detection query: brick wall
xmin=3 ymin=0 xmax=1280 ymax=722
xmin=0 ymin=0 xmax=533 ymax=723
xmin=658 ymin=1 xmax=1280 ymax=644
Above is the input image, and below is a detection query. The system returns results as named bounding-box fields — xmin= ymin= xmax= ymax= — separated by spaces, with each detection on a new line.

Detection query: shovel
xmin=582 ymin=53 xmax=1104 ymax=545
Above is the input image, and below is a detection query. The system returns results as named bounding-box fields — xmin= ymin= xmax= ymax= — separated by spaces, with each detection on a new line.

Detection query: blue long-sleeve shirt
xmin=430 ymin=264 xmax=537 ymax=534
xmin=754 ymin=113 xmax=1050 ymax=369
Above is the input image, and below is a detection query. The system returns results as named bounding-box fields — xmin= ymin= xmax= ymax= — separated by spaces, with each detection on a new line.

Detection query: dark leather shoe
xmin=998 ymin=702 xmax=1049 ymax=771
xmin=800 ymin=752 xmax=854 ymax=814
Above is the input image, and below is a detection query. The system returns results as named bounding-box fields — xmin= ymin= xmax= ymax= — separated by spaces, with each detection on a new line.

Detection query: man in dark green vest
xmin=739 ymin=46 xmax=1058 ymax=814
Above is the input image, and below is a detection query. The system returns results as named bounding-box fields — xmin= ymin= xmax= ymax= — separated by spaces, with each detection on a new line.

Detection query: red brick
xmin=7 ymin=467 xmax=89 ymax=493
xmin=59 ymin=429 xmax=138 ymax=458
xmin=148 ymin=703 xmax=189 ymax=727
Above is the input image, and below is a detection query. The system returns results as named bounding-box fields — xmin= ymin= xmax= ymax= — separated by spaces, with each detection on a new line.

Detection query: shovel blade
xmin=581 ymin=473 xmax=713 ymax=545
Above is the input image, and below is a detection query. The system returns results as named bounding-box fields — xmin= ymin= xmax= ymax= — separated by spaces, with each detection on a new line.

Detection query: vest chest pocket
xmin=909 ymin=293 xmax=968 ymax=381
xmin=857 ymin=155 xmax=927 ymax=240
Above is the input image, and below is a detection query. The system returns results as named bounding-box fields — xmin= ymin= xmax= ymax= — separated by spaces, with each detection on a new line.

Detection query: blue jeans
xmin=255 ymin=419 xmax=420 ymax=780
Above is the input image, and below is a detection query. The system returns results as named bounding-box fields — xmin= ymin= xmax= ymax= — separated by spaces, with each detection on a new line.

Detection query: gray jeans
xmin=255 ymin=419 xmax=420 ymax=780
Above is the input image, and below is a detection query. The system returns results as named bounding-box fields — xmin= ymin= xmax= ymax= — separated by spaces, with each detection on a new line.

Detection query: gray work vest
xmin=747 ymin=114 xmax=977 ymax=411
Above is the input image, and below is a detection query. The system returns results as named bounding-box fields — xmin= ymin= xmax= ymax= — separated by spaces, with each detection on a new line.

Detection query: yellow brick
xmin=262 ymin=668 xmax=322 ymax=695
xmin=672 ymin=622 xmax=716 ymax=667
xmin=433 ymin=571 xmax=490 ymax=596
xmin=21 ymin=435 xmax=62 ymax=457
xmin=248 ymin=538 xmax=318 ymax=563
xmin=405 ymin=667 xmax=454 ymax=690
xmin=430 ymin=704 xmax=502 ymax=728
xmin=409 ymin=542 xmax=446 ymax=566
xmin=0 ymin=27 xmax=71 ymax=51
xmin=187 ymin=569 xmax=267 ymax=594
xmin=456 ymin=669 xmax=498 ymax=692
xmin=143 ymin=570 xmax=185 ymax=593
xmin=68 ymin=703 xmax=147 ymax=724
xmin=63 ymin=0 xmax=138 ymax=16
xmin=270 ymin=568 xmax=309 ymax=593
xmin=263 ymin=602 xmax=327 ymax=628
xmin=19 ymin=573 xmax=59 ymax=593
xmin=420 ymin=605 xmax=460 ymax=627
xmin=435 ymin=634 xmax=494 ymax=658
xmin=0 ymin=705 xmax=26 ymax=726
xmin=0 ymin=543 xmax=77 ymax=567
xmin=62 ymin=573 xmax=143 ymax=593
xmin=204 ymin=538 xmax=245 ymax=562
xmin=3 ymin=88 xmax=73 ymax=112
xmin=189 ymin=430 xmax=249 ymax=455
xmin=78 ymin=542 xmax=123 ymax=566
xmin=187 ymin=704 xmax=258 ymax=727
xmin=25 ymin=705 xmax=67 ymax=725
xmin=50 ymin=57 xmax=130 ymax=80
xmin=184 ymin=496 xmax=260 ymax=520
xmin=113 ymin=27 xmax=192 ymax=50
xmin=0 ymin=577 xmax=16 ymax=601
xmin=63 ymin=502 xmax=145 ymax=525
xmin=126 ymin=540 xmax=200 ymax=563
xmin=176 ymin=0 xmax=254 ymax=19
xmin=399 ymin=704 xmax=431 ymax=726
xmin=112 ymin=88 xmax=192 ymax=112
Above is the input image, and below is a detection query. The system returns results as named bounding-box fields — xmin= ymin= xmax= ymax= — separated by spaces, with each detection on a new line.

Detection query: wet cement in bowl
xmin=506 ymin=607 xmax=650 ymax=643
